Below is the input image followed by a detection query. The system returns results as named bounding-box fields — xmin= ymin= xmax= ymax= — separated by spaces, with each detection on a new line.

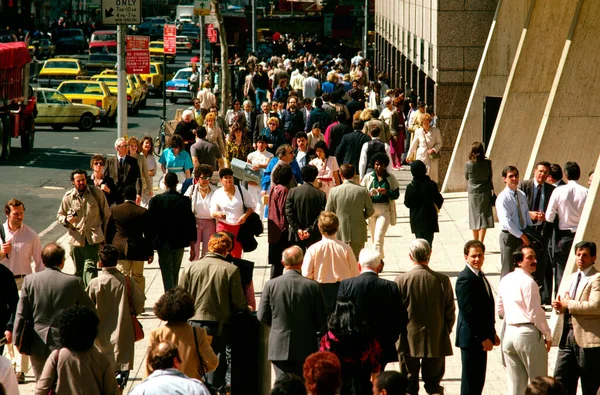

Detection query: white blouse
xmin=210 ymin=186 xmax=256 ymax=225
xmin=184 ymin=184 xmax=215 ymax=219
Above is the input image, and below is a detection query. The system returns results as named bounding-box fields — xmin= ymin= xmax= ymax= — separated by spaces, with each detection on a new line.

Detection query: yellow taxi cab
xmin=33 ymin=87 xmax=101 ymax=131
xmin=57 ymin=80 xmax=118 ymax=125
xmin=37 ymin=58 xmax=85 ymax=88
xmin=140 ymin=62 xmax=174 ymax=97
xmin=91 ymin=74 xmax=141 ymax=115
xmin=149 ymin=41 xmax=176 ymax=64
xmin=98 ymin=69 xmax=147 ymax=108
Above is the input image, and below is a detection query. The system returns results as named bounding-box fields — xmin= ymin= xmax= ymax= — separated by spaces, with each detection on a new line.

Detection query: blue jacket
xmin=261 ymin=157 xmax=302 ymax=192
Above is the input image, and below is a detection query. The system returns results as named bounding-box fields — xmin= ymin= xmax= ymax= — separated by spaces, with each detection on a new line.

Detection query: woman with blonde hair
xmin=465 ymin=141 xmax=494 ymax=241
xmin=406 ymin=112 xmax=443 ymax=183
xmin=204 ymin=112 xmax=226 ymax=155
xmin=259 ymin=116 xmax=285 ymax=155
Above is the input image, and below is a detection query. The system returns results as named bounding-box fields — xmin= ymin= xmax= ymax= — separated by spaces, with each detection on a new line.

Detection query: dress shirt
xmin=302 ymin=234 xmax=359 ymax=283
xmin=546 ymin=180 xmax=588 ymax=232
xmin=0 ymin=221 xmax=43 ymax=275
xmin=568 ymin=265 xmax=594 ymax=299
xmin=497 ymin=268 xmax=551 ymax=339
xmin=531 ymin=179 xmax=546 ymax=225
xmin=358 ymin=138 xmax=393 ymax=178
xmin=302 ymin=76 xmax=320 ymax=100
xmin=185 ymin=184 xmax=214 ymax=219
xmin=247 ymin=149 xmax=273 ymax=167
xmin=296 ymin=149 xmax=307 ymax=169
xmin=496 ymin=186 xmax=532 ymax=238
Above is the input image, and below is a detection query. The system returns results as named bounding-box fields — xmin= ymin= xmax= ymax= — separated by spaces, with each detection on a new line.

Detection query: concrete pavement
xmin=14 ymin=167 xmax=563 ymax=395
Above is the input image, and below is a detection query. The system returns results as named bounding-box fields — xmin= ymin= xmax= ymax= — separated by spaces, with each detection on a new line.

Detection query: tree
xmin=211 ymin=0 xmax=230 ymax=116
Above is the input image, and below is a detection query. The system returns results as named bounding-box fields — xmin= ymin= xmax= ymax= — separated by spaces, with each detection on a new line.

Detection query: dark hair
xmin=575 ymin=241 xmax=597 ymax=258
xmin=256 ymin=135 xmax=269 ymax=143
xmin=371 ymin=109 xmax=380 ymax=118
xmin=271 ymin=373 xmax=307 ymax=395
xmin=301 ymin=165 xmax=319 ymax=183
xmin=4 ymin=198 xmax=24 ymax=216
xmin=196 ymin=126 xmax=207 ymax=139
xmin=502 ymin=165 xmax=519 ymax=178
xmin=90 ymin=154 xmax=106 ymax=169
xmin=535 ymin=161 xmax=551 ymax=170
xmin=340 ymin=164 xmax=355 ymax=179
xmin=564 ymin=161 xmax=580 ymax=180
xmin=153 ymin=287 xmax=196 ymax=322
xmin=70 ymin=169 xmax=88 ymax=181
xmin=322 ymin=93 xmax=331 ymax=102
xmin=336 ymin=112 xmax=346 ymax=123
xmin=219 ymin=168 xmax=234 ymax=178
xmin=549 ymin=164 xmax=563 ymax=181
xmin=315 ymin=97 xmax=323 ymax=108
xmin=303 ymin=351 xmax=341 ymax=395
xmin=123 ymin=185 xmax=137 ymax=201
xmin=296 ymin=132 xmax=308 ymax=140
xmin=525 ymin=376 xmax=565 ymax=395
xmin=369 ymin=126 xmax=380 ymax=138
xmin=375 ymin=371 xmax=409 ymax=395
xmin=469 ymin=142 xmax=485 ymax=162
xmin=164 ymin=172 xmax=179 ymax=188
xmin=371 ymin=152 xmax=390 ymax=168
xmin=303 ymin=97 xmax=312 ymax=105
xmin=58 ymin=306 xmax=99 ymax=351
xmin=464 ymin=240 xmax=486 ymax=256
xmin=314 ymin=140 xmax=330 ymax=158
xmin=42 ymin=242 xmax=65 ymax=268
xmin=195 ymin=164 xmax=213 ymax=178
xmin=273 ymin=163 xmax=293 ymax=186
xmin=147 ymin=341 xmax=181 ymax=371
xmin=513 ymin=245 xmax=535 ymax=267
xmin=169 ymin=135 xmax=184 ymax=150
xmin=352 ymin=119 xmax=364 ymax=130
xmin=98 ymin=244 xmax=118 ymax=267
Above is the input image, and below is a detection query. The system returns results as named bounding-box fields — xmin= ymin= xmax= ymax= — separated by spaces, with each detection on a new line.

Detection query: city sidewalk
xmin=15 ymin=168 xmax=562 ymax=395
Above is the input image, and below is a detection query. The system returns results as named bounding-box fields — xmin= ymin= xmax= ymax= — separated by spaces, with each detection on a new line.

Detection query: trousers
xmin=368 ymin=203 xmax=391 ymax=258
xmin=502 ymin=324 xmax=548 ymax=395
xmin=400 ymin=354 xmax=445 ymax=395
xmin=117 ymin=259 xmax=145 ymax=293
xmin=71 ymin=242 xmax=100 ymax=288
xmin=194 ymin=218 xmax=216 ymax=259
xmin=157 ymin=244 xmax=184 ymax=292
xmin=554 ymin=328 xmax=600 ymax=395
xmin=7 ymin=277 xmax=29 ymax=373
xmin=499 ymin=231 xmax=521 ymax=278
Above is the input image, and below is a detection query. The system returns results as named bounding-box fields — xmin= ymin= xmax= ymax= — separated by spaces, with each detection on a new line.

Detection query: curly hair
xmin=303 ymin=351 xmax=341 ymax=395
xmin=153 ymin=287 xmax=196 ymax=322
xmin=89 ymin=154 xmax=106 ymax=169
xmin=128 ymin=136 xmax=141 ymax=153
xmin=58 ymin=306 xmax=99 ymax=351
xmin=208 ymin=232 xmax=233 ymax=255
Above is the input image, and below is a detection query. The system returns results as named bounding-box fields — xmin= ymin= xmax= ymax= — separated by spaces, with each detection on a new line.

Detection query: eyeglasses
xmin=118 ymin=145 xmax=127 ymax=148
xmin=199 ymin=176 xmax=211 ymax=180
xmin=93 ymin=161 xmax=104 ymax=166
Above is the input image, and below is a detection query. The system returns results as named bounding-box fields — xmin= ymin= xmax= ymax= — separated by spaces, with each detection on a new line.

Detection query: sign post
xmin=163 ymin=24 xmax=177 ymax=120
xmin=126 ymin=35 xmax=150 ymax=74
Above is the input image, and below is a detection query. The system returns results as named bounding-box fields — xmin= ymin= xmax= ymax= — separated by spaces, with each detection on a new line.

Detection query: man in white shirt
xmin=351 ymin=51 xmax=364 ymax=66
xmin=1 ymin=198 xmax=42 ymax=383
xmin=552 ymin=241 xmax=600 ymax=395
xmin=358 ymin=126 xmax=393 ymax=180
xmin=246 ymin=137 xmax=274 ymax=219
xmin=497 ymin=246 xmax=551 ymax=395
xmin=302 ymin=70 xmax=320 ymax=100
xmin=546 ymin=161 xmax=588 ymax=293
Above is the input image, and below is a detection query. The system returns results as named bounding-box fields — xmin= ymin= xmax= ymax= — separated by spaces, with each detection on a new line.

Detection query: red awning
xmin=0 ymin=42 xmax=32 ymax=70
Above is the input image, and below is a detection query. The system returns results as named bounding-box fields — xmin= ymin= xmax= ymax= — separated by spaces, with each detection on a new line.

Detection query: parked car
xmin=176 ymin=36 xmax=193 ymax=54
xmin=85 ymin=53 xmax=117 ymax=75
xmin=91 ymin=74 xmax=141 ymax=115
xmin=28 ymin=39 xmax=56 ymax=58
xmin=54 ymin=28 xmax=87 ymax=54
xmin=149 ymin=41 xmax=175 ymax=64
xmin=37 ymin=58 xmax=86 ymax=88
xmin=140 ymin=62 xmax=173 ymax=97
xmin=165 ymin=67 xmax=195 ymax=104
xmin=34 ymin=87 xmax=101 ymax=131
xmin=57 ymin=80 xmax=117 ymax=125
xmin=89 ymin=30 xmax=117 ymax=54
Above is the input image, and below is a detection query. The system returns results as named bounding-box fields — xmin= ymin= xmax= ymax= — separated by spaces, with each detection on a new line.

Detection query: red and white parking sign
xmin=164 ymin=24 xmax=177 ymax=55
xmin=125 ymin=35 xmax=150 ymax=74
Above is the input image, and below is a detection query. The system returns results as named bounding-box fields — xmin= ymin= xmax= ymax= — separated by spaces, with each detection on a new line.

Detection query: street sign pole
xmin=251 ymin=0 xmax=256 ymax=53
xmin=162 ymin=53 xmax=167 ymax=120
xmin=200 ymin=15 xmax=205 ymax=82
xmin=117 ymin=24 xmax=127 ymax=139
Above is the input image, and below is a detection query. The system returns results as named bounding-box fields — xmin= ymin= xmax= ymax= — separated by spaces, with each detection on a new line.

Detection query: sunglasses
xmin=269 ymin=123 xmax=277 ymax=126
xmin=93 ymin=161 xmax=104 ymax=166
xmin=199 ymin=176 xmax=211 ymax=180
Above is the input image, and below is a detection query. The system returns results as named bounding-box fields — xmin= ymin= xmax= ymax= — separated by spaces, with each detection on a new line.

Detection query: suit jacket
xmin=338 ymin=271 xmax=407 ymax=363
xmin=553 ymin=267 xmax=600 ymax=348
xmin=254 ymin=112 xmax=271 ymax=143
xmin=106 ymin=201 xmax=152 ymax=261
xmin=104 ymin=155 xmax=142 ymax=201
xmin=286 ymin=182 xmax=326 ymax=248
xmin=325 ymin=180 xmax=374 ymax=245
xmin=147 ymin=190 xmax=197 ymax=250
xmin=13 ymin=267 xmax=95 ymax=359
xmin=0 ymin=264 xmax=18 ymax=332
xmin=395 ymin=264 xmax=455 ymax=358
xmin=518 ymin=179 xmax=555 ymax=236
xmin=335 ymin=131 xmax=371 ymax=169
xmin=455 ymin=266 xmax=496 ymax=348
xmin=404 ymin=177 xmax=443 ymax=234
xmin=258 ymin=269 xmax=326 ymax=362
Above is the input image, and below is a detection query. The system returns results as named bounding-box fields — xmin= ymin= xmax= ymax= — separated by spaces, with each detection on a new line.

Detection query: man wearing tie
xmin=518 ymin=161 xmax=555 ymax=303
xmin=104 ymin=137 xmax=142 ymax=204
xmin=496 ymin=166 xmax=533 ymax=277
xmin=253 ymin=101 xmax=271 ymax=147
xmin=456 ymin=240 xmax=500 ymax=395
xmin=552 ymin=241 xmax=600 ymax=395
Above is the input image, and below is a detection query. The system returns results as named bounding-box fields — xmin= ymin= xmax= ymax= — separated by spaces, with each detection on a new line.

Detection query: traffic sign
xmin=101 ymin=0 xmax=141 ymax=25
xmin=207 ymin=25 xmax=217 ymax=43
xmin=125 ymin=35 xmax=149 ymax=74
xmin=163 ymin=24 xmax=177 ymax=55
xmin=194 ymin=8 xmax=210 ymax=16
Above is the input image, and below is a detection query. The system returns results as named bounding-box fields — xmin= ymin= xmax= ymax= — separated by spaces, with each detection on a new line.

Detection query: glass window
xmin=44 ymin=61 xmax=79 ymax=69
xmin=45 ymin=92 xmax=70 ymax=105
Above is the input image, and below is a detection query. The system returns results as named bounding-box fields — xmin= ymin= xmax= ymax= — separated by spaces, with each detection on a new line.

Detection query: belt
xmin=509 ymin=322 xmax=535 ymax=327
xmin=13 ymin=274 xmax=26 ymax=279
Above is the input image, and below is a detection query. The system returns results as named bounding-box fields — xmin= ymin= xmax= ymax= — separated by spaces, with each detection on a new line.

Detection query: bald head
xmin=282 ymin=246 xmax=303 ymax=269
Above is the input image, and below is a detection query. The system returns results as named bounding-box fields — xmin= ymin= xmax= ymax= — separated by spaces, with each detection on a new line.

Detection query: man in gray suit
xmin=395 ymin=239 xmax=456 ymax=395
xmin=258 ymin=245 xmax=327 ymax=378
xmin=13 ymin=242 xmax=95 ymax=379
xmin=325 ymin=163 xmax=374 ymax=259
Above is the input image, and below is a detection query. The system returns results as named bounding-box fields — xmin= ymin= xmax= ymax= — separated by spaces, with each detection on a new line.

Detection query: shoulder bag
xmin=192 ymin=327 xmax=218 ymax=395
xmin=0 ymin=224 xmax=8 ymax=259
xmin=125 ymin=277 xmax=144 ymax=342
xmin=489 ymin=161 xmax=497 ymax=206
xmin=236 ymin=185 xmax=262 ymax=252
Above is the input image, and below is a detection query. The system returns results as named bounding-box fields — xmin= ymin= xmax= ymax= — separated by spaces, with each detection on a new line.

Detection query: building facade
xmin=373 ymin=0 xmax=497 ymax=183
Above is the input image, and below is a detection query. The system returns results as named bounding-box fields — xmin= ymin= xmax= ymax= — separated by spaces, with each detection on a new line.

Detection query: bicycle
xmin=154 ymin=116 xmax=168 ymax=157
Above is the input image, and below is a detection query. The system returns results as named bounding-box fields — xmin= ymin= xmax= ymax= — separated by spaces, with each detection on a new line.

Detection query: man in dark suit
xmin=104 ymin=137 xmax=142 ymax=204
xmin=286 ymin=165 xmax=325 ymax=251
xmin=518 ymin=161 xmax=555 ymax=304
xmin=335 ymin=119 xmax=371 ymax=173
xmin=293 ymin=132 xmax=316 ymax=170
xmin=13 ymin=242 xmax=95 ymax=379
xmin=242 ymin=100 xmax=257 ymax=140
xmin=106 ymin=185 xmax=153 ymax=294
xmin=253 ymin=101 xmax=271 ymax=145
xmin=258 ymin=245 xmax=327 ymax=378
xmin=147 ymin=172 xmax=197 ymax=292
xmin=456 ymin=240 xmax=499 ymax=395
xmin=338 ymin=248 xmax=406 ymax=370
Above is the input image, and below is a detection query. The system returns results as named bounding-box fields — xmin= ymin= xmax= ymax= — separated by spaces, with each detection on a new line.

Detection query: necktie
xmin=479 ymin=271 xmax=492 ymax=298
xmin=533 ymin=184 xmax=542 ymax=212
xmin=515 ymin=190 xmax=525 ymax=229
xmin=119 ymin=157 xmax=124 ymax=168
xmin=570 ymin=271 xmax=582 ymax=299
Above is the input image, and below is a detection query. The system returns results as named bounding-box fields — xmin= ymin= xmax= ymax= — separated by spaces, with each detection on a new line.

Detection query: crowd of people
xmin=0 ymin=48 xmax=597 ymax=395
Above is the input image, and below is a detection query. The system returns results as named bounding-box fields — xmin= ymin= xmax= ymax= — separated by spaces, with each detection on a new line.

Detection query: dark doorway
xmin=483 ymin=96 xmax=502 ymax=149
